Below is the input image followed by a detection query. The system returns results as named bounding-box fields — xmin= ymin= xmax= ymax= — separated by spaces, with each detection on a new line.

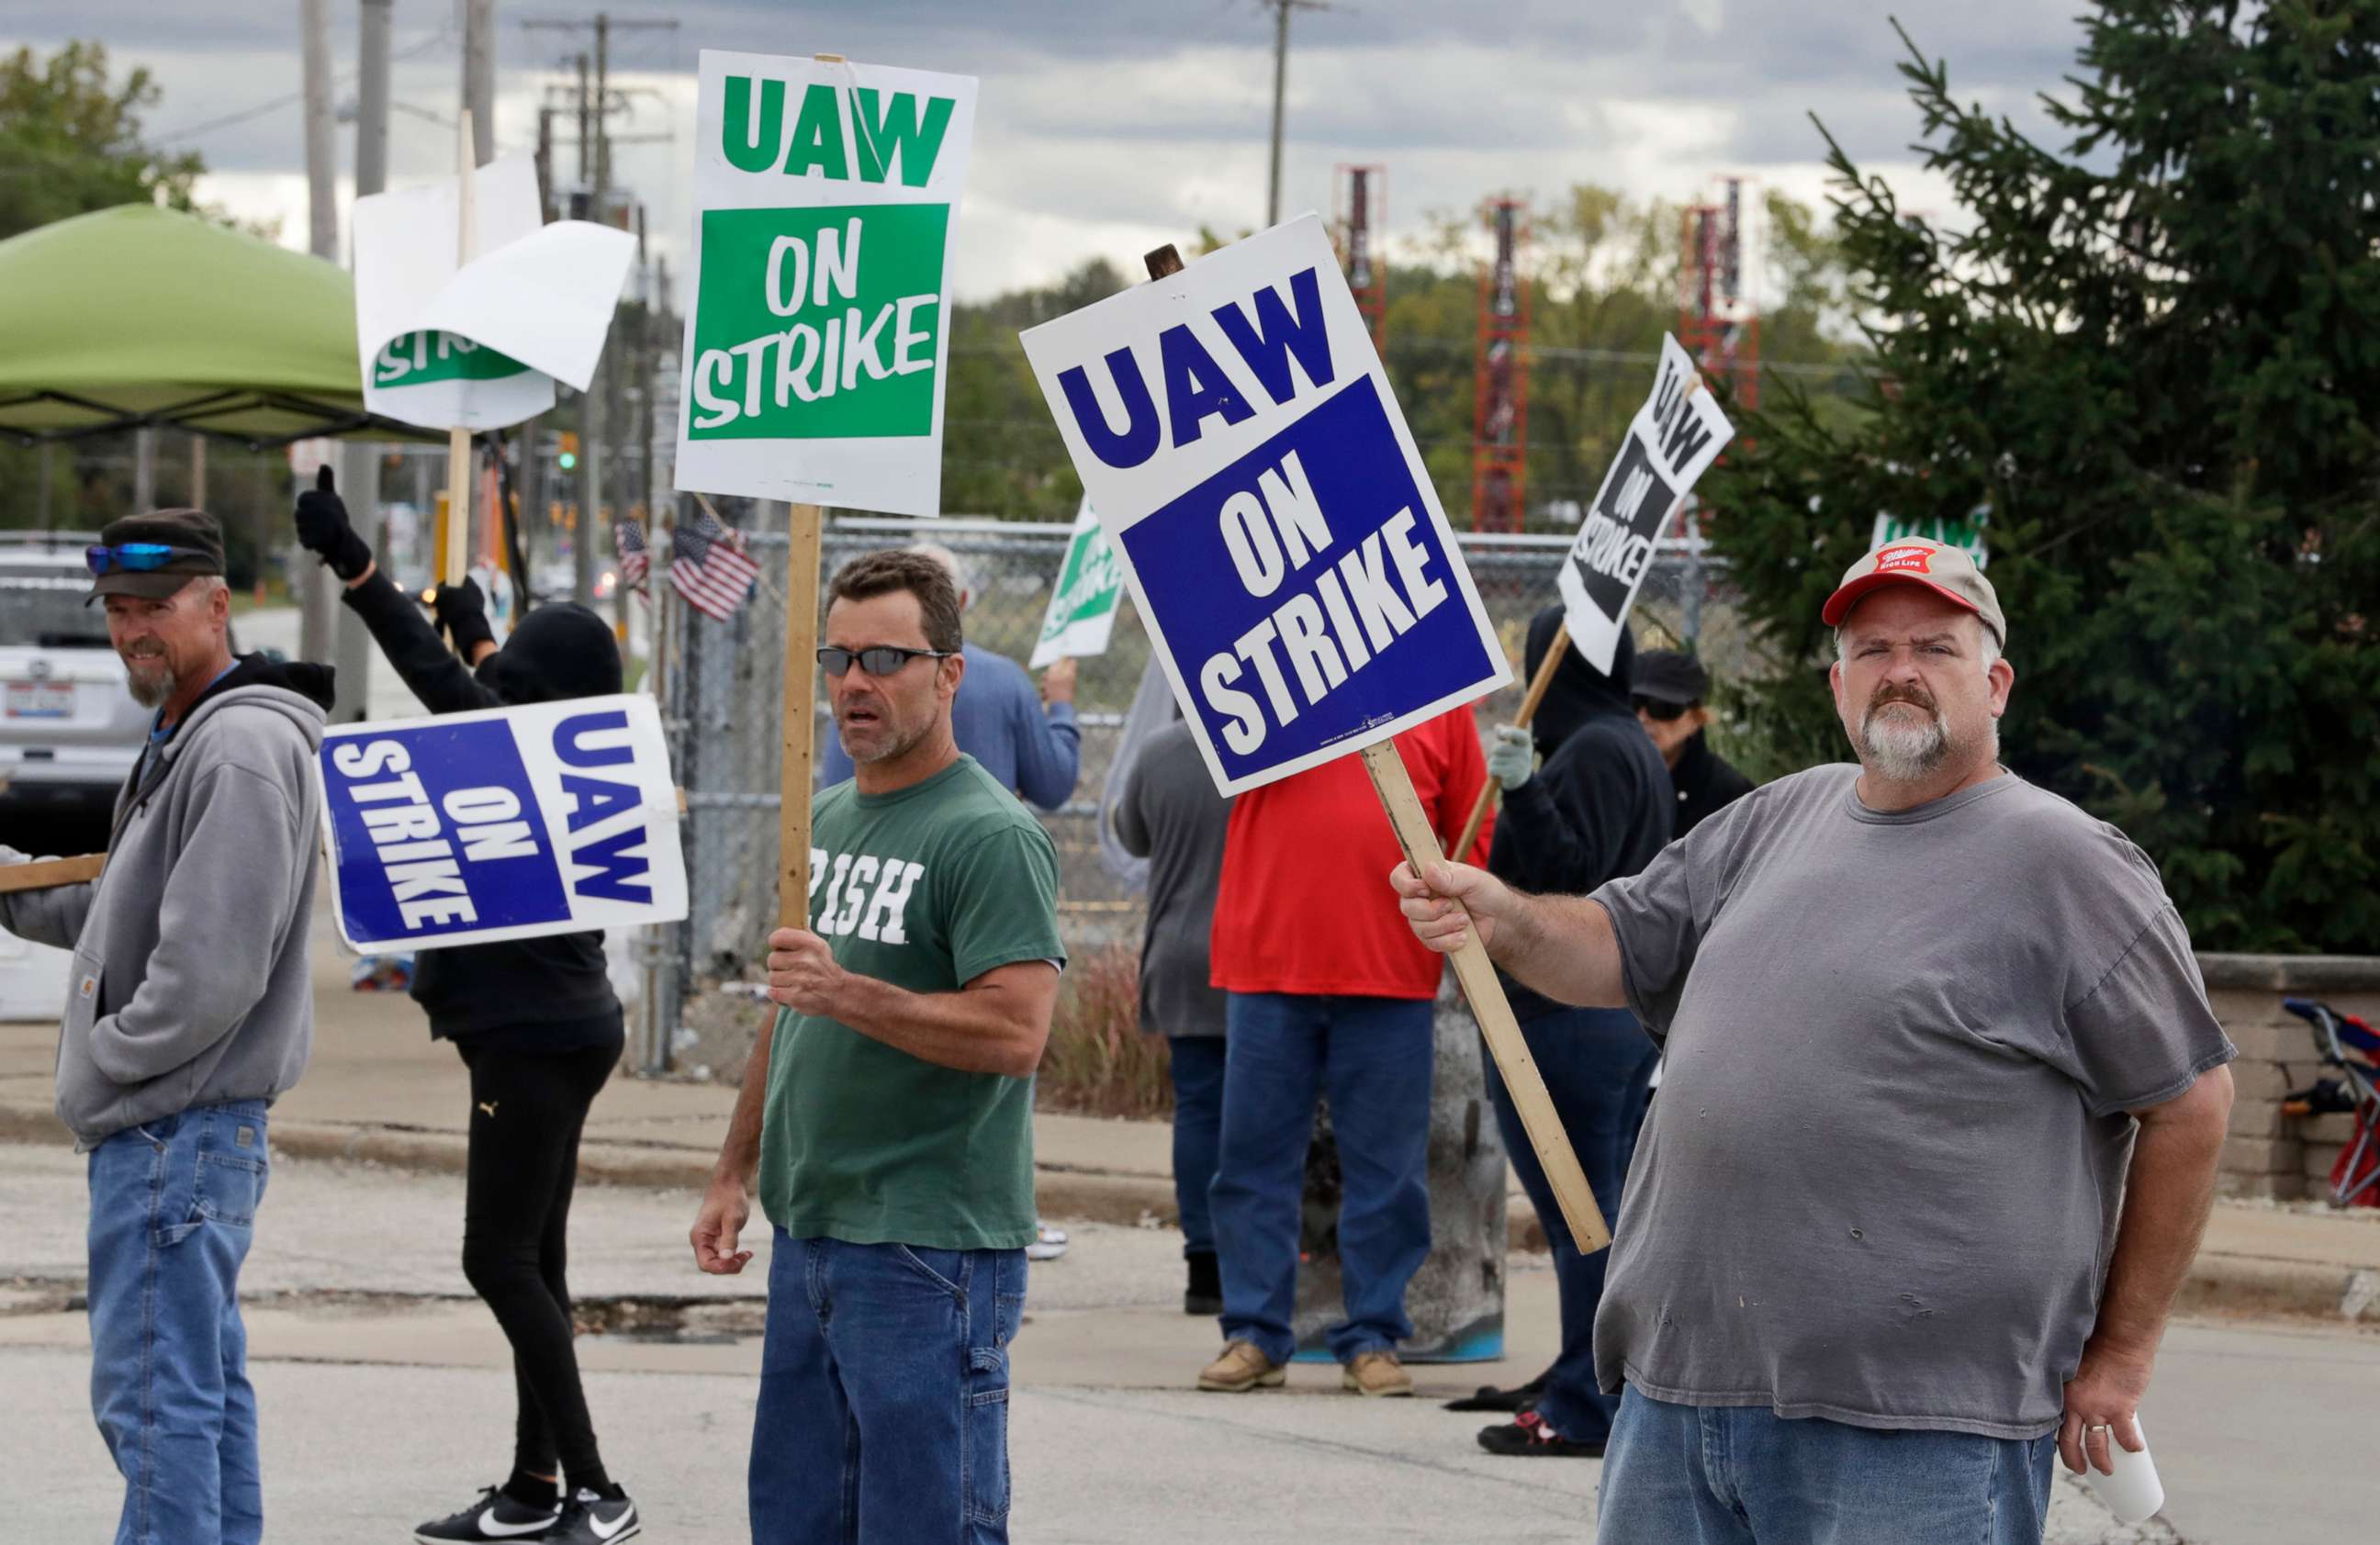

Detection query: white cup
xmin=2086 ymin=1415 xmax=2164 ymax=1525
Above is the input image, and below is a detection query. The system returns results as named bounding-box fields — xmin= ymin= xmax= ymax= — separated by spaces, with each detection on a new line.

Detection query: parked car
xmin=0 ymin=532 xmax=145 ymax=827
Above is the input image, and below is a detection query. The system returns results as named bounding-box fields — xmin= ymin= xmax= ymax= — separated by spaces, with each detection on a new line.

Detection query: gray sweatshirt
xmin=0 ymin=677 xmax=326 ymax=1149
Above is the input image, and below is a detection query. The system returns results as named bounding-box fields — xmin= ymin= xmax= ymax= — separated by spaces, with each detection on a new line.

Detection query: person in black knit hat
xmin=295 ymin=469 xmax=640 ymax=1545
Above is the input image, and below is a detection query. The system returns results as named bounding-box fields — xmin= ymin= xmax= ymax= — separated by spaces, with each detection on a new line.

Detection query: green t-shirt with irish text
xmin=758 ymin=755 xmax=1064 ymax=1251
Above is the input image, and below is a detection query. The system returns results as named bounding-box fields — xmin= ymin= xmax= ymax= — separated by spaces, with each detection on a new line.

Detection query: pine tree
xmin=1708 ymin=1 xmax=2380 ymax=953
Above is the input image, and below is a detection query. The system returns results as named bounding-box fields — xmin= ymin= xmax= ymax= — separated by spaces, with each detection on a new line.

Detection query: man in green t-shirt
xmin=690 ymin=549 xmax=1065 ymax=1545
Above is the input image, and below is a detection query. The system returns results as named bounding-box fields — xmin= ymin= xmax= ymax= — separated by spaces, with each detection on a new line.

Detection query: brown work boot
xmin=1342 ymin=1349 xmax=1413 ymax=1398
xmin=1197 ymin=1339 xmax=1286 ymax=1393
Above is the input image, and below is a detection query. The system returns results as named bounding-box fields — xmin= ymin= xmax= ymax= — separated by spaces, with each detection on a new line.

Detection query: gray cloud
xmin=6 ymin=0 xmax=2112 ymax=294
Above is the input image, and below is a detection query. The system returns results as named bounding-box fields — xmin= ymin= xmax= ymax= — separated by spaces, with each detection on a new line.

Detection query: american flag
xmin=668 ymin=508 xmax=762 ymax=621
xmin=614 ymin=518 xmax=650 ymax=590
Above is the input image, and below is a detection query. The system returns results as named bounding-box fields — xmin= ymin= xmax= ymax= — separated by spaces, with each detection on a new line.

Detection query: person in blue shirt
xmin=816 ymin=544 xmax=1081 ymax=813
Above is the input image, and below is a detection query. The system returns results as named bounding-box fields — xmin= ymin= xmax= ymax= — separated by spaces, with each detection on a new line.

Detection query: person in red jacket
xmin=1195 ymin=706 xmax=1490 ymax=1399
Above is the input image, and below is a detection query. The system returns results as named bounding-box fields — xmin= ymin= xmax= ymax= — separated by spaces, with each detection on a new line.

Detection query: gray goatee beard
xmin=1859 ymin=699 xmax=1952 ymax=783
xmin=123 ymin=656 xmax=174 ymax=709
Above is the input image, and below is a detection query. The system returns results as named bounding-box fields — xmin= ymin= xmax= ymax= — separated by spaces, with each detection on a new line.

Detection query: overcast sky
xmin=7 ymin=0 xmax=2095 ymax=301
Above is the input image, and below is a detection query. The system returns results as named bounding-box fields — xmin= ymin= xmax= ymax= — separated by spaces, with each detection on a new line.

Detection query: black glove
xmin=432 ymin=578 xmax=496 ymax=657
xmin=295 ymin=465 xmax=374 ymax=581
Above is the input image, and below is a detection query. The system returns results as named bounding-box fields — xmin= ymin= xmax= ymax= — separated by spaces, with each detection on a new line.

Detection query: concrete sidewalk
xmin=4 ymin=904 xmax=2377 ymax=1323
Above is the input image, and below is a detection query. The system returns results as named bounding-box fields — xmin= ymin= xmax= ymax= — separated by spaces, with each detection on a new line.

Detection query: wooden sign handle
xmin=1451 ymin=620 xmax=1568 ymax=860
xmin=1362 ymin=742 xmax=1611 ymax=1255
xmin=0 ymin=854 xmax=105 ymax=895
xmin=777 ymin=502 xmax=826 ymax=928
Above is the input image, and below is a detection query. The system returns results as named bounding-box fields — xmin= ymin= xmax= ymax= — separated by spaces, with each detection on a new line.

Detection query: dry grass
xmin=1036 ymin=942 xmax=1173 ymax=1120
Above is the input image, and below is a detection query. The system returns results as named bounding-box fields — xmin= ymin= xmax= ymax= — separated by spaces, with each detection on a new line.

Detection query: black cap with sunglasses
xmin=84 ymin=509 xmax=226 ymax=603
xmin=1631 ymin=649 xmax=1712 ymax=718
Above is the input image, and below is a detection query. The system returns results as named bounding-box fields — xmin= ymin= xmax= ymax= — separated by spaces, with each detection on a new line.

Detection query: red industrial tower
xmin=1470 ymin=197 xmax=1528 ymax=533
xmin=1333 ymin=164 xmax=1387 ymax=355
xmin=1677 ymin=176 xmax=1759 ymax=411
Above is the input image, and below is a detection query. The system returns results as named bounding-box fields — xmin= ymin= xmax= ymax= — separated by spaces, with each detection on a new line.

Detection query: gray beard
xmin=123 ymin=658 xmax=174 ymax=708
xmin=1859 ymin=701 xmax=1951 ymax=783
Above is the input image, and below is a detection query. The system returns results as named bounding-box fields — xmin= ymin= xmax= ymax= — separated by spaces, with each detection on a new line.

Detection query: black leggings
xmin=455 ymin=1040 xmax=620 ymax=1486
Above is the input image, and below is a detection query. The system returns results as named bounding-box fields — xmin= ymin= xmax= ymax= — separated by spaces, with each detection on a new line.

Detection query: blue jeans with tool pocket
xmin=85 ymin=1101 xmax=272 ymax=1545
xmin=750 ymin=1233 xmax=1027 ymax=1545
xmin=1597 ymin=1387 xmax=2059 ymax=1545
xmin=1208 ymin=991 xmax=1435 ymax=1365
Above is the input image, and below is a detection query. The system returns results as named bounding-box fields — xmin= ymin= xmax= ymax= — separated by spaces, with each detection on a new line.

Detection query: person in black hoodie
xmin=295 ymin=472 xmax=640 ymax=1545
xmin=1455 ymin=607 xmax=1671 ymax=1459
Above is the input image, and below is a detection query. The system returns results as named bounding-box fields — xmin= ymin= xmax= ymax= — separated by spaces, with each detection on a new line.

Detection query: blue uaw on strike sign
xmin=316 ymin=694 xmax=689 ymax=950
xmin=1018 ymin=215 xmax=1508 ymax=794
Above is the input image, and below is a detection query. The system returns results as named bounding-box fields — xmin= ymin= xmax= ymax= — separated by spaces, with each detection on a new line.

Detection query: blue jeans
xmin=1209 ymin=991 xmax=1434 ymax=1364
xmin=1168 ymin=1036 xmax=1227 ymax=1257
xmin=750 ymin=1233 xmax=1027 ymax=1545
xmin=1598 ymin=1388 xmax=2059 ymax=1545
xmin=1483 ymin=1004 xmax=1657 ymax=1442
xmin=85 ymin=1101 xmax=272 ymax=1545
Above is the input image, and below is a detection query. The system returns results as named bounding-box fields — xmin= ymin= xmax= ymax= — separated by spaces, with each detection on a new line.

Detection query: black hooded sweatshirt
xmin=1487 ymin=606 xmax=1674 ymax=1022
xmin=344 ymin=571 xmax=623 ymax=1048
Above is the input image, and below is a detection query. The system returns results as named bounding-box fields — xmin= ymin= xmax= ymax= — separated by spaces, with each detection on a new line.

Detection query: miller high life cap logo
xmin=1874 ymin=544 xmax=1935 ymax=575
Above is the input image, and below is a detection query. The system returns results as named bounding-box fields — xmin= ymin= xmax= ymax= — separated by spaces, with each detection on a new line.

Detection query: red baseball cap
xmin=1821 ymin=537 xmax=2004 ymax=644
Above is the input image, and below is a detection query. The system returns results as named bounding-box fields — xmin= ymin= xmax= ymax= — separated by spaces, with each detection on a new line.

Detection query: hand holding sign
xmin=764 ymin=924 xmax=848 ymax=1016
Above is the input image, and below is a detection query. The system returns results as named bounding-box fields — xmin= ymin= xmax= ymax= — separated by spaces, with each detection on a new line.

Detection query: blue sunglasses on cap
xmin=85 ymin=543 xmax=212 ymax=577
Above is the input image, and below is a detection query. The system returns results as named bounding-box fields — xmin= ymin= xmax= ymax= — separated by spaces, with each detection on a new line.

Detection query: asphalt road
xmin=8 ymin=1145 xmax=2368 ymax=1542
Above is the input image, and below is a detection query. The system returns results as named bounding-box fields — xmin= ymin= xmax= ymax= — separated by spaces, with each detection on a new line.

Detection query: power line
xmin=152 ymin=22 xmax=454 ymax=145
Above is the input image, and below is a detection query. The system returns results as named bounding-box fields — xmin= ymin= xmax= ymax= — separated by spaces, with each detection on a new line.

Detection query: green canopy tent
xmin=0 ymin=203 xmax=432 ymax=447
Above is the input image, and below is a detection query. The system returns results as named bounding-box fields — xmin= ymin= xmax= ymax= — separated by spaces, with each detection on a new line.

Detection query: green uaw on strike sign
xmin=676 ymin=52 xmax=978 ymax=518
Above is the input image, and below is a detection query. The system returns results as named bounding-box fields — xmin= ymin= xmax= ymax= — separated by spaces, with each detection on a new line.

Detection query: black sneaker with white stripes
xmin=413 ymin=1485 xmax=563 ymax=1543
xmin=546 ymin=1487 xmax=639 ymax=1545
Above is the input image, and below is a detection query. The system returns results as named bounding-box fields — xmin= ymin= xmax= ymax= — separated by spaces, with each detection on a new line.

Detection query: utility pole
xmin=463 ymin=0 xmax=497 ymax=167
xmin=299 ymin=0 xmax=341 ymax=665
xmin=335 ymin=0 xmax=395 ymax=721
xmin=1259 ymin=0 xmax=1333 ymax=229
xmin=575 ymin=49 xmax=600 ymax=605
xmin=520 ymin=13 xmax=677 ymax=608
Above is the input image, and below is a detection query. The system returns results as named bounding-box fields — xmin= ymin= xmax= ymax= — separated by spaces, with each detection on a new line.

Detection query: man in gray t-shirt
xmin=1393 ymin=538 xmax=2235 ymax=1545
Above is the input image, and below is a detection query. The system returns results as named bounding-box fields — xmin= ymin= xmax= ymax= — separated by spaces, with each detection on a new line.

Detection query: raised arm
xmin=341 ymin=566 xmax=500 ymax=715
xmin=1010 ymin=663 xmax=1081 ymax=812
xmin=1391 ymin=857 xmax=1629 ymax=1009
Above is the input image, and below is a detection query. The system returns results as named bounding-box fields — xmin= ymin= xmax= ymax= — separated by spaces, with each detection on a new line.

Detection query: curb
xmin=6 ymin=1102 xmax=2372 ymax=1323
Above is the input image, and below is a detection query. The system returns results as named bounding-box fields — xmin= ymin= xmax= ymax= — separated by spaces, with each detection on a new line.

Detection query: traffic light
xmin=557 ymin=431 xmax=579 ymax=472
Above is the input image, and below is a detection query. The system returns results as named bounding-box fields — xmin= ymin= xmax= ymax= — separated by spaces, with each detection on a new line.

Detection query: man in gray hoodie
xmin=0 ymin=508 xmax=329 ymax=1545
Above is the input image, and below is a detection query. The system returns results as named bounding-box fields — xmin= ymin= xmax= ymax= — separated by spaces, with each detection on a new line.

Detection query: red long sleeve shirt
xmin=1208 ymin=707 xmax=1494 ymax=1001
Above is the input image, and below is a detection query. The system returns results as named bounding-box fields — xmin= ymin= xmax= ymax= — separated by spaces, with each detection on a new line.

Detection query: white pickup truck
xmin=0 ymin=532 xmax=147 ymax=830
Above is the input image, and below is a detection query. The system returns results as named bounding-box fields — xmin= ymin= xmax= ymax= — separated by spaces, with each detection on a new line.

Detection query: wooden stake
xmin=1139 ymin=240 xmax=1605 ymax=1254
xmin=1362 ymin=744 xmax=1611 ymax=1253
xmin=1451 ymin=620 xmax=1569 ymax=860
xmin=0 ymin=854 xmax=106 ymax=894
xmin=765 ymin=50 xmax=853 ymax=929
xmin=777 ymin=502 xmax=826 ymax=927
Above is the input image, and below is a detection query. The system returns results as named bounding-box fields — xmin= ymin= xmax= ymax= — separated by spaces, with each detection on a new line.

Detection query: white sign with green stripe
xmin=352 ymin=155 xmax=635 ymax=431
xmin=1029 ymin=500 xmax=1126 ymax=669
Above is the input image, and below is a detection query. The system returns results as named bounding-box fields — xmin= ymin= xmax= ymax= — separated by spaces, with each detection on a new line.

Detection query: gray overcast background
xmin=5 ymin=1 xmax=2094 ymax=298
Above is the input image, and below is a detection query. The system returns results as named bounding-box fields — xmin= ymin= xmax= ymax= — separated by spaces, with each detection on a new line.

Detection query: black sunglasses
xmin=1633 ymin=696 xmax=1696 ymax=722
xmin=818 ymin=644 xmax=954 ymax=677
xmin=86 ymin=543 xmax=211 ymax=577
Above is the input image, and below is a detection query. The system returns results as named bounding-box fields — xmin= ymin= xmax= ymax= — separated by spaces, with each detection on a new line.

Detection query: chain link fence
xmin=637 ymin=513 xmax=1735 ymax=1075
